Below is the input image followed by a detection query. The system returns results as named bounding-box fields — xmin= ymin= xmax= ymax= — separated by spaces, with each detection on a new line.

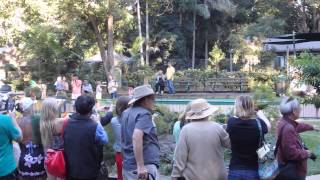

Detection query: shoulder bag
xmin=45 ymin=119 xmax=68 ymax=178
xmin=256 ymin=119 xmax=279 ymax=180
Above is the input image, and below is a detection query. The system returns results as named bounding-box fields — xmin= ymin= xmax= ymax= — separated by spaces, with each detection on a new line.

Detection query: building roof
xmin=263 ymin=33 xmax=320 ymax=53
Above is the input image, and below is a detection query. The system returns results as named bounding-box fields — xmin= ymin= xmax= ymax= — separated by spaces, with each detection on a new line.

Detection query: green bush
xmin=252 ymin=84 xmax=277 ymax=110
xmin=153 ymin=105 xmax=178 ymax=135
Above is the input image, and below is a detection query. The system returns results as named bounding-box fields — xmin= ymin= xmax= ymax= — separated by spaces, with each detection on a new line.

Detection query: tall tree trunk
xmin=145 ymin=1 xmax=150 ymax=66
xmin=312 ymin=7 xmax=317 ymax=32
xmin=179 ymin=9 xmax=183 ymax=27
xmin=137 ymin=0 xmax=144 ymax=66
xmin=88 ymin=15 xmax=109 ymax=78
xmin=107 ymin=15 xmax=114 ymax=76
xmin=204 ymin=29 xmax=208 ymax=69
xmin=192 ymin=10 xmax=196 ymax=69
xmin=301 ymin=0 xmax=309 ymax=33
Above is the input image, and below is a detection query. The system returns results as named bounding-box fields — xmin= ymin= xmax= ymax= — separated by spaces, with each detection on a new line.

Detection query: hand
xmin=310 ymin=152 xmax=317 ymax=161
xmin=91 ymin=114 xmax=101 ymax=123
xmin=137 ymin=166 xmax=148 ymax=180
xmin=313 ymin=125 xmax=320 ymax=132
xmin=307 ymin=150 xmax=313 ymax=157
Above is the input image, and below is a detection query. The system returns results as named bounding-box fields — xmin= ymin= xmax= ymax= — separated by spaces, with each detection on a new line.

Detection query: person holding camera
xmin=226 ymin=95 xmax=271 ymax=180
xmin=275 ymin=97 xmax=319 ymax=180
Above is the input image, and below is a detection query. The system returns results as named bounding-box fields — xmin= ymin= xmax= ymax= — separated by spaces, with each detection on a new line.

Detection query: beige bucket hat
xmin=186 ymin=99 xmax=218 ymax=120
xmin=128 ymin=84 xmax=155 ymax=105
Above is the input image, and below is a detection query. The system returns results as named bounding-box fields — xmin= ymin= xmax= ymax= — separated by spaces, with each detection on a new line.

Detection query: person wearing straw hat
xmin=171 ymin=99 xmax=230 ymax=180
xmin=121 ymin=85 xmax=160 ymax=180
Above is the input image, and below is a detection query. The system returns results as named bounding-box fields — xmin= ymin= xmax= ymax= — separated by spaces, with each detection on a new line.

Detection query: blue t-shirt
xmin=172 ymin=121 xmax=181 ymax=143
xmin=0 ymin=115 xmax=21 ymax=176
xmin=111 ymin=117 xmax=121 ymax=152
xmin=121 ymin=106 xmax=160 ymax=171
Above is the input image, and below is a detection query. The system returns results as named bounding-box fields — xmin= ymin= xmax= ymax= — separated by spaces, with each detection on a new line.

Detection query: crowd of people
xmin=0 ymin=82 xmax=319 ymax=180
xmin=54 ymin=74 xmax=119 ymax=102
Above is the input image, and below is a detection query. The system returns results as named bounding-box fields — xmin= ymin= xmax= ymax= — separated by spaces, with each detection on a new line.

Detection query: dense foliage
xmin=1 ymin=0 xmax=320 ymax=83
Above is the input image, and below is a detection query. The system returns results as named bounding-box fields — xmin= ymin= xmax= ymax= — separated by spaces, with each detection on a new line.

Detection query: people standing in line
xmin=0 ymin=113 xmax=23 ymax=180
xmin=226 ymin=95 xmax=271 ymax=180
xmin=108 ymin=75 xmax=118 ymax=99
xmin=172 ymin=102 xmax=191 ymax=143
xmin=275 ymin=97 xmax=319 ymax=180
xmin=155 ymin=70 xmax=166 ymax=95
xmin=121 ymin=85 xmax=160 ymax=180
xmin=64 ymin=95 xmax=108 ymax=180
xmin=171 ymin=99 xmax=230 ymax=180
xmin=39 ymin=98 xmax=66 ymax=180
xmin=17 ymin=98 xmax=46 ymax=180
xmin=111 ymin=96 xmax=130 ymax=180
xmin=71 ymin=75 xmax=82 ymax=101
xmin=82 ymin=80 xmax=93 ymax=95
xmin=166 ymin=62 xmax=175 ymax=94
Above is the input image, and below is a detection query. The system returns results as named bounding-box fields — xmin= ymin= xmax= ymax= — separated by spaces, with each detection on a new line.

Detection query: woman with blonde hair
xmin=40 ymin=98 xmax=65 ymax=180
xmin=226 ymin=95 xmax=271 ymax=180
xmin=17 ymin=97 xmax=46 ymax=180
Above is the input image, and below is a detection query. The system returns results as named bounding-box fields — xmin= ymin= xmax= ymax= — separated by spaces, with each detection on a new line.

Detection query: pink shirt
xmin=71 ymin=80 xmax=82 ymax=94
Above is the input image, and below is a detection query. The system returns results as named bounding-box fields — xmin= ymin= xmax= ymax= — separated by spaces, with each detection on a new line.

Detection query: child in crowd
xmin=111 ymin=96 xmax=130 ymax=180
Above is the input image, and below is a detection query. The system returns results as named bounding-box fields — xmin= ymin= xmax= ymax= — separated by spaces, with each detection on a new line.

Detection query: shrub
xmin=252 ymin=84 xmax=277 ymax=110
xmin=153 ymin=105 xmax=178 ymax=135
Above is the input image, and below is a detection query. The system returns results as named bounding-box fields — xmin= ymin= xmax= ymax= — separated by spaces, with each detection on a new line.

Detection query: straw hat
xmin=186 ymin=99 xmax=217 ymax=120
xmin=128 ymin=85 xmax=155 ymax=105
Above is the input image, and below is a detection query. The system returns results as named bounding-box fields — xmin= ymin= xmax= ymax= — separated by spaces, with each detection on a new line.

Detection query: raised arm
xmin=257 ymin=110 xmax=271 ymax=132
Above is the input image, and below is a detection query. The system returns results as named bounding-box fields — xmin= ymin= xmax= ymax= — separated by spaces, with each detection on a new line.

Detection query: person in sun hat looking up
xmin=121 ymin=85 xmax=160 ymax=180
xmin=171 ymin=99 xmax=231 ymax=180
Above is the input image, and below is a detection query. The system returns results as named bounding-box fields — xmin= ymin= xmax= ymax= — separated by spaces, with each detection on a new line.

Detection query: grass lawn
xmin=301 ymin=121 xmax=320 ymax=175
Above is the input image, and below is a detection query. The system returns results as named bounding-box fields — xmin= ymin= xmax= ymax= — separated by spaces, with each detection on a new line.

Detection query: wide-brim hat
xmin=128 ymin=85 xmax=155 ymax=105
xmin=186 ymin=99 xmax=218 ymax=120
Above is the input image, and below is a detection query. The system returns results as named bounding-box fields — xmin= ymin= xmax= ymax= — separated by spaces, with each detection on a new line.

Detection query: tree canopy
xmin=1 ymin=0 xmax=320 ymax=82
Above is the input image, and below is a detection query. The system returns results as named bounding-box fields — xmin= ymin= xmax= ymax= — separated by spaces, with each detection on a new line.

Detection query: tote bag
xmin=45 ymin=119 xmax=68 ymax=178
xmin=256 ymin=119 xmax=279 ymax=180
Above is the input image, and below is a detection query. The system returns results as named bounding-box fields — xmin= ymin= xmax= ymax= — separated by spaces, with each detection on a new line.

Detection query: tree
xmin=107 ymin=0 xmax=115 ymax=75
xmin=137 ymin=0 xmax=144 ymax=66
xmin=291 ymin=52 xmax=320 ymax=117
xmin=179 ymin=0 xmax=234 ymax=69
xmin=209 ymin=43 xmax=225 ymax=72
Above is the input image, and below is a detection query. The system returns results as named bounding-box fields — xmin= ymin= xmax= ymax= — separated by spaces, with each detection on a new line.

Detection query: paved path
xmin=307 ymin=175 xmax=320 ymax=180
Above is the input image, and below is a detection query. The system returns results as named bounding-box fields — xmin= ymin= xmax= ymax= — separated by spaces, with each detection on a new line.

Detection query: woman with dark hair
xmin=111 ymin=96 xmax=130 ymax=180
